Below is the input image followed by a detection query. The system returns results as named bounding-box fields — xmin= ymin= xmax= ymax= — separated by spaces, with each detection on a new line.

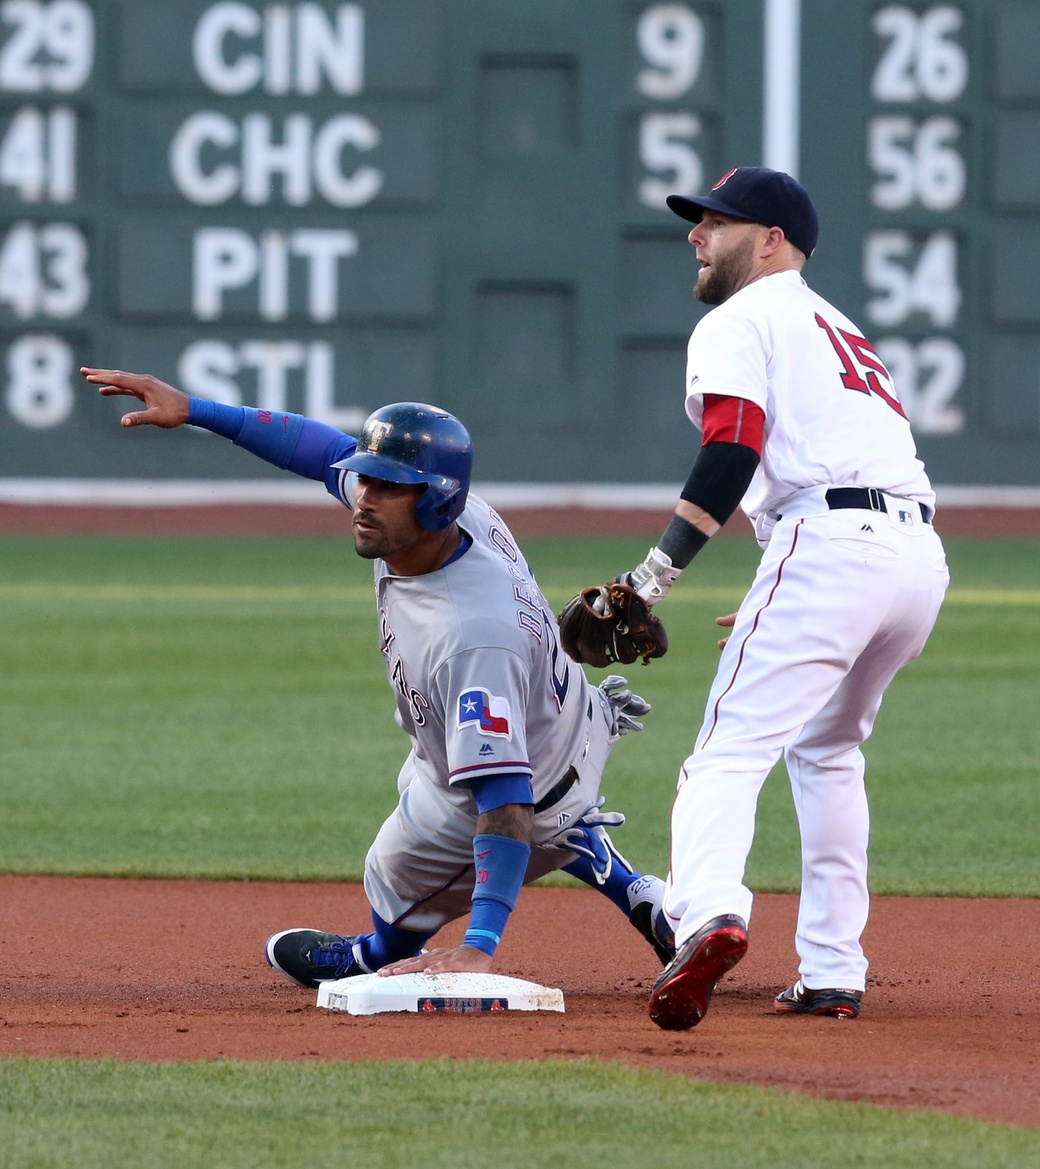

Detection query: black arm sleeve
xmin=678 ymin=440 xmax=761 ymax=527
xmin=653 ymin=442 xmax=761 ymax=570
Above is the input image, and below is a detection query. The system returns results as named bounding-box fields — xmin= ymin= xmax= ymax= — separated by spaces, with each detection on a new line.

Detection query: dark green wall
xmin=0 ymin=1 xmax=1035 ymax=485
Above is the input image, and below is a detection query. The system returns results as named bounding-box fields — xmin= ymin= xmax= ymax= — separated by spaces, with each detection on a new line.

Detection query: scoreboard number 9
xmin=635 ymin=3 xmax=706 ymax=209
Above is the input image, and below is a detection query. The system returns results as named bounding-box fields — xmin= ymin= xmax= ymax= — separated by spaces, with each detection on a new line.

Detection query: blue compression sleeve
xmin=464 ymin=900 xmax=511 ymax=956
xmin=289 ymin=419 xmax=353 ymax=479
xmin=187 ymin=397 xmax=243 ymax=440
xmin=464 ymin=833 xmax=531 ymax=956
xmin=188 ymin=398 xmax=304 ymax=467
xmin=468 ymin=773 xmax=534 ymax=814
xmin=187 ymin=398 xmax=354 ymax=483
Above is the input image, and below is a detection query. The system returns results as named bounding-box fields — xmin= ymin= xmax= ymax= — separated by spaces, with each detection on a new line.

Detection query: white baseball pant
xmin=663 ymin=496 xmax=949 ymax=989
xmin=364 ymin=687 xmax=619 ymax=932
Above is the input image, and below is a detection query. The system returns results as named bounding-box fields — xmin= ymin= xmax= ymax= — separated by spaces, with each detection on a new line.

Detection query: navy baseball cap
xmin=666 ymin=167 xmax=819 ymax=259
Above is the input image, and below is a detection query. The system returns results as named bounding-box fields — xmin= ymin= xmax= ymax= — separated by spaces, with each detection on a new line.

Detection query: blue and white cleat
xmin=626 ymin=874 xmax=676 ymax=966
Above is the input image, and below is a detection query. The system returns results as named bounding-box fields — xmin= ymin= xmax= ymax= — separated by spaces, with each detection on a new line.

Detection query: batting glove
xmin=599 ymin=674 xmax=651 ymax=735
xmin=548 ymin=798 xmax=632 ymax=884
xmin=623 ymin=545 xmax=682 ymax=606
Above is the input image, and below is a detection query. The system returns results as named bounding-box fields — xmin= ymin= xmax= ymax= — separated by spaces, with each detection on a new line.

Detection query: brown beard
xmin=695 ymin=232 xmax=757 ymax=305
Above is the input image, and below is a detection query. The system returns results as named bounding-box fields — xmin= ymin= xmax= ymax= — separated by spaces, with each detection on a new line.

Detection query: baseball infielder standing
xmin=82 ymin=370 xmax=675 ymax=986
xmin=569 ymin=167 xmax=949 ymax=1029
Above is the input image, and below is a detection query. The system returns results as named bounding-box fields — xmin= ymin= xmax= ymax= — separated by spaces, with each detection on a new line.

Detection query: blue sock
xmin=355 ymin=912 xmax=434 ymax=971
xmin=563 ymin=852 xmax=642 ymax=914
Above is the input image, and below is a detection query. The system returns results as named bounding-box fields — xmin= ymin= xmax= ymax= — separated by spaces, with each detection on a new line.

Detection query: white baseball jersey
xmin=683 ymin=269 xmax=935 ymax=519
xmin=663 ymin=266 xmax=949 ymax=993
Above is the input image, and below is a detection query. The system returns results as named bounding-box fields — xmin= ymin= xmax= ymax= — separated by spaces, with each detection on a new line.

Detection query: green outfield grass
xmin=1 ymin=1057 xmax=1038 ymax=1169
xmin=0 ymin=535 xmax=1038 ymax=892
xmin=1 ymin=533 xmax=1037 ymax=1163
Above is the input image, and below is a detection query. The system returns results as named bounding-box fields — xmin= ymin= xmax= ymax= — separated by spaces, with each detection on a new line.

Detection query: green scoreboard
xmin=0 ymin=0 xmax=1037 ymax=487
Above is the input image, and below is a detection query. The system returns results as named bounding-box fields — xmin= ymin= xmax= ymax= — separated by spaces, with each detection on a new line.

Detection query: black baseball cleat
xmin=645 ymin=907 xmax=743 ymax=1028
xmin=648 ymin=913 xmax=748 ymax=1030
xmin=265 ymin=928 xmax=371 ymax=988
xmin=774 ymin=979 xmax=862 ymax=1018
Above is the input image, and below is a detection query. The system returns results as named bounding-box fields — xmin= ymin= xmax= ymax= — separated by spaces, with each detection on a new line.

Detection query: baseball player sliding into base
xmin=566 ymin=168 xmax=949 ymax=1029
xmin=82 ymin=369 xmax=675 ymax=987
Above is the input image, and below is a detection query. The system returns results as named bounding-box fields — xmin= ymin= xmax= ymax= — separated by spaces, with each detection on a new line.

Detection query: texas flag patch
xmin=458 ymin=689 xmax=512 ymax=738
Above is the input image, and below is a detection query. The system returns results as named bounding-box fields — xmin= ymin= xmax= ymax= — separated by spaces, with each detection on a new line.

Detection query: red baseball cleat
xmin=648 ymin=913 xmax=748 ymax=1030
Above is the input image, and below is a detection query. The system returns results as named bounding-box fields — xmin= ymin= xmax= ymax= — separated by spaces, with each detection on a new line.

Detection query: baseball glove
xmin=558 ymin=582 xmax=668 ymax=668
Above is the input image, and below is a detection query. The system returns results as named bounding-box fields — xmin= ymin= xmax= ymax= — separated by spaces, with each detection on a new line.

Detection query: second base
xmin=316 ymin=971 xmax=565 ymax=1015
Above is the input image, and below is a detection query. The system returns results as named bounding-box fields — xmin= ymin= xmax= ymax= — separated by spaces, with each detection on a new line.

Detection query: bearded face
xmin=694 ymin=227 xmax=758 ymax=305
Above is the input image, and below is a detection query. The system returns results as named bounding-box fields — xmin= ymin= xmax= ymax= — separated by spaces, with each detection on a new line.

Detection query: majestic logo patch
xmin=458 ymin=689 xmax=512 ymax=738
xmin=478 ymin=743 xmax=495 ymax=756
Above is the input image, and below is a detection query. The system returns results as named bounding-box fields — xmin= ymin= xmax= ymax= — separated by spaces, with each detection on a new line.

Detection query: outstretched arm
xmin=82 ymin=366 xmax=355 ymax=487
xmin=82 ymin=367 xmax=191 ymax=428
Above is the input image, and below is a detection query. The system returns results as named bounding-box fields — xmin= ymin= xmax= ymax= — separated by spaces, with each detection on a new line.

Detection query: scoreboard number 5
xmin=635 ymin=4 xmax=705 ymax=209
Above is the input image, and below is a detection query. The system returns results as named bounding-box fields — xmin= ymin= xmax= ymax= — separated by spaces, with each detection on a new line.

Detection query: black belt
xmin=534 ymin=765 xmax=577 ymax=813
xmin=826 ymin=487 xmax=933 ymax=525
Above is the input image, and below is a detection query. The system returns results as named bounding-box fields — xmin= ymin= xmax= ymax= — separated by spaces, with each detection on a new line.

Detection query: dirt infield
xmin=1 ymin=876 xmax=1037 ymax=1128
xmin=2 ymin=508 xmax=1036 ymax=1127
xmin=2 ymin=502 xmax=1039 ymax=538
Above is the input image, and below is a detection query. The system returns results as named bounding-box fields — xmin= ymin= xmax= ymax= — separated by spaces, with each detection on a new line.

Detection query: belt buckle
xmin=867 ymin=487 xmax=885 ymax=513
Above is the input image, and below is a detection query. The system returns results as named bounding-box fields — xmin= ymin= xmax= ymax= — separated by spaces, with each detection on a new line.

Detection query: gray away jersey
xmin=368 ymin=494 xmax=592 ymax=810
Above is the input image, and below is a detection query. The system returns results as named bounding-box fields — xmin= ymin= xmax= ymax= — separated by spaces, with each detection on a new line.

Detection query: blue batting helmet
xmin=332 ymin=402 xmax=473 ymax=531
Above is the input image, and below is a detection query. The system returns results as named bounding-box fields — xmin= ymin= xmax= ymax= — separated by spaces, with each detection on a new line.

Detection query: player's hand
xmin=376 ymin=945 xmax=494 ymax=977
xmin=81 ymin=367 xmax=191 ymax=429
xmin=715 ymin=612 xmax=736 ymax=650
